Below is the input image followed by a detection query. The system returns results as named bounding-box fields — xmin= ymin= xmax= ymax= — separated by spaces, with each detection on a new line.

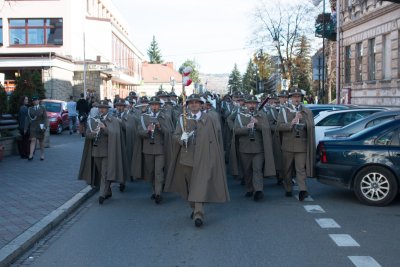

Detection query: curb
xmin=0 ymin=185 xmax=95 ymax=267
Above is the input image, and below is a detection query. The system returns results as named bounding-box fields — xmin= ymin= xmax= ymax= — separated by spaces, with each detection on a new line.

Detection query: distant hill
xmin=199 ymin=73 xmax=229 ymax=95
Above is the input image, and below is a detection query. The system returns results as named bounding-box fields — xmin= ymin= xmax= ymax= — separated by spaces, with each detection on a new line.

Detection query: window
xmin=345 ymin=46 xmax=351 ymax=83
xmin=0 ymin=19 xmax=3 ymax=46
xmin=9 ymin=18 xmax=63 ymax=46
xmin=375 ymin=130 xmax=394 ymax=146
xmin=368 ymin=38 xmax=376 ymax=80
xmin=366 ymin=116 xmax=395 ymax=128
xmin=355 ymin=42 xmax=362 ymax=82
xmin=317 ymin=113 xmax=343 ymax=127
xmin=383 ymin=34 xmax=391 ymax=79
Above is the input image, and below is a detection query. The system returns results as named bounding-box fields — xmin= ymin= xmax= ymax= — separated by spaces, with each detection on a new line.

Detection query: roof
xmin=141 ymin=62 xmax=182 ymax=83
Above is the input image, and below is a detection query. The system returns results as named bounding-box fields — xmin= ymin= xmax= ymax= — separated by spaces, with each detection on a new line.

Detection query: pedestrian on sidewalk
xmin=76 ymin=93 xmax=90 ymax=137
xmin=165 ymin=94 xmax=230 ymax=228
xmin=78 ymin=100 xmax=125 ymax=205
xmin=66 ymin=96 xmax=77 ymax=134
xmin=27 ymin=96 xmax=48 ymax=161
xmin=17 ymin=96 xmax=30 ymax=158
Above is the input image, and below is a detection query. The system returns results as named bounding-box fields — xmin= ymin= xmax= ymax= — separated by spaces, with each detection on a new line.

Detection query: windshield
xmin=43 ymin=102 xmax=62 ymax=113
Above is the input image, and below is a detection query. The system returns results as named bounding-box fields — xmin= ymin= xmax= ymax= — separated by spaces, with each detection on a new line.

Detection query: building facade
xmin=0 ymin=0 xmax=144 ymax=101
xmin=340 ymin=0 xmax=400 ymax=105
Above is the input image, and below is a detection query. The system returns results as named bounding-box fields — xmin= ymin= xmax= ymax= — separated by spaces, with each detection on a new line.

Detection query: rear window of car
xmin=316 ymin=113 xmax=343 ymax=126
xmin=43 ymin=102 xmax=61 ymax=113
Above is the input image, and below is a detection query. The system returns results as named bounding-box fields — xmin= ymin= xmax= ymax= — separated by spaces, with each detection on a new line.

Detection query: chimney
xmin=96 ymin=55 xmax=101 ymax=62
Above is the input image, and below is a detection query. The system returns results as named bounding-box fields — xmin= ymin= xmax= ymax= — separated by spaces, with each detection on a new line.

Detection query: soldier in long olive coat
xmin=165 ymin=94 xmax=230 ymax=228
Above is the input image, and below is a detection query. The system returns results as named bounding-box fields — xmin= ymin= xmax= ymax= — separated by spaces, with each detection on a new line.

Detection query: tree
xmin=9 ymin=70 xmax=45 ymax=115
xmin=293 ymin=35 xmax=312 ymax=95
xmin=147 ymin=35 xmax=163 ymax=64
xmin=179 ymin=59 xmax=201 ymax=84
xmin=228 ymin=64 xmax=242 ymax=94
xmin=252 ymin=0 xmax=316 ymax=89
xmin=242 ymin=59 xmax=257 ymax=94
xmin=0 ymin=83 xmax=7 ymax=115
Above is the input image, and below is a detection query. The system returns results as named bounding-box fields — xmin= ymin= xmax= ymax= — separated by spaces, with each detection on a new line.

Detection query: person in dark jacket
xmin=76 ymin=93 xmax=90 ymax=137
xmin=17 ymin=96 xmax=30 ymax=158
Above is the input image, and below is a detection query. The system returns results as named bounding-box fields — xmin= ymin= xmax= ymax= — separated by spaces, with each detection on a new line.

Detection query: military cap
xmin=97 ymin=100 xmax=110 ymax=108
xmin=186 ymin=94 xmax=204 ymax=104
xmin=169 ymin=91 xmax=177 ymax=97
xmin=31 ymin=96 xmax=39 ymax=101
xmin=115 ymin=99 xmax=127 ymax=106
xmin=278 ymin=90 xmax=289 ymax=97
xmin=244 ymin=95 xmax=260 ymax=103
xmin=148 ymin=96 xmax=162 ymax=105
xmin=129 ymin=91 xmax=138 ymax=98
xmin=156 ymin=90 xmax=168 ymax=97
xmin=289 ymin=88 xmax=304 ymax=96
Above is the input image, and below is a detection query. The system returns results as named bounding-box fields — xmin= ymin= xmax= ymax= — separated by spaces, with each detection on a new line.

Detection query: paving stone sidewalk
xmin=0 ymin=133 xmax=92 ymax=266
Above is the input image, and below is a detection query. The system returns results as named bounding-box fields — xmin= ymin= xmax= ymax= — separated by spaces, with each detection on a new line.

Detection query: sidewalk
xmin=0 ymin=133 xmax=94 ymax=266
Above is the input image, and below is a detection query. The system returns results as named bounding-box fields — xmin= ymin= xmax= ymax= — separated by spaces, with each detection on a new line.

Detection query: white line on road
xmin=329 ymin=234 xmax=360 ymax=247
xmin=315 ymin=218 xmax=341 ymax=228
xmin=348 ymin=256 xmax=381 ymax=267
xmin=304 ymin=205 xmax=325 ymax=213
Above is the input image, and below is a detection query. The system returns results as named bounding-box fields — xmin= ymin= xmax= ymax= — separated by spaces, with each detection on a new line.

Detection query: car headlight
xmin=49 ymin=118 xmax=58 ymax=122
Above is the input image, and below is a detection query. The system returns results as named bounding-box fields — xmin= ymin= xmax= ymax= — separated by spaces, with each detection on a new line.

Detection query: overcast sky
xmin=113 ymin=0 xmax=322 ymax=74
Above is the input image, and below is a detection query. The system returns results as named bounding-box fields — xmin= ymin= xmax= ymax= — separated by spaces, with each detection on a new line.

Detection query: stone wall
xmin=43 ymin=67 xmax=74 ymax=101
xmin=73 ymin=71 xmax=102 ymax=99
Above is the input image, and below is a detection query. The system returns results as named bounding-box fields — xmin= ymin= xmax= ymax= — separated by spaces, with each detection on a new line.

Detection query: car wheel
xmin=56 ymin=123 xmax=63 ymax=134
xmin=354 ymin=166 xmax=398 ymax=206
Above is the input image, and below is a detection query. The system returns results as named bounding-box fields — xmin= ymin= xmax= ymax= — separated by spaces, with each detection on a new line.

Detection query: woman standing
xmin=17 ymin=96 xmax=30 ymax=158
xmin=27 ymin=96 xmax=48 ymax=160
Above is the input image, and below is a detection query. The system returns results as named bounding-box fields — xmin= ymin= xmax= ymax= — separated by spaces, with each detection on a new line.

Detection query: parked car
xmin=324 ymin=110 xmax=400 ymax=138
xmin=41 ymin=99 xmax=69 ymax=134
xmin=316 ymin=119 xmax=400 ymax=206
xmin=314 ymin=108 xmax=386 ymax=147
xmin=304 ymin=104 xmax=351 ymax=117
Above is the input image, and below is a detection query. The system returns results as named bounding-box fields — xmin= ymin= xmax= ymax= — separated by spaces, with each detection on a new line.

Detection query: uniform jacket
xmin=277 ymin=104 xmax=316 ymax=177
xmin=230 ymin=109 xmax=276 ymax=177
xmin=27 ymin=105 xmax=48 ymax=139
xmin=165 ymin=112 xmax=230 ymax=203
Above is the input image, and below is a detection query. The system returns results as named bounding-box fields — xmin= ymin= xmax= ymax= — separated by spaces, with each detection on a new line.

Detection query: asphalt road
xmin=14 ymin=175 xmax=400 ymax=267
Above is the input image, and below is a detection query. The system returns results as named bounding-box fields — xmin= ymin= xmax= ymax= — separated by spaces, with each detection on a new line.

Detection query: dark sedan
xmin=316 ymin=119 xmax=400 ymax=206
xmin=324 ymin=110 xmax=400 ymax=138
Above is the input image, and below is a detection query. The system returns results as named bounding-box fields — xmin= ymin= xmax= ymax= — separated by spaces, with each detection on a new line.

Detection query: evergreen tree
xmin=9 ymin=69 xmax=45 ymax=115
xmin=228 ymin=64 xmax=242 ymax=94
xmin=0 ymin=83 xmax=7 ymax=115
xmin=242 ymin=59 xmax=257 ymax=94
xmin=179 ymin=59 xmax=201 ymax=84
xmin=293 ymin=35 xmax=312 ymax=95
xmin=147 ymin=35 xmax=163 ymax=64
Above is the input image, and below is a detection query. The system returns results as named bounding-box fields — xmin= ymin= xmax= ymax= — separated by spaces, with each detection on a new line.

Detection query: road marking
xmin=329 ymin=234 xmax=360 ymax=247
xmin=348 ymin=256 xmax=381 ymax=267
xmin=315 ymin=218 xmax=341 ymax=228
xmin=304 ymin=205 xmax=325 ymax=213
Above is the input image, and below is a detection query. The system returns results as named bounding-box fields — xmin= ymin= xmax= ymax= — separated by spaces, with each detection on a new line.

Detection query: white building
xmin=0 ymin=0 xmax=144 ymax=101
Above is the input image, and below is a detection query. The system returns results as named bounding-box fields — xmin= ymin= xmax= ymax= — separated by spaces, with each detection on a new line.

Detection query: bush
xmin=8 ymin=69 xmax=45 ymax=115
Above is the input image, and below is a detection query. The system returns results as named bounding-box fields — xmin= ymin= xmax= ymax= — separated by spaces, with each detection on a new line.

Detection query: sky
xmin=113 ymin=0 xmax=323 ymax=74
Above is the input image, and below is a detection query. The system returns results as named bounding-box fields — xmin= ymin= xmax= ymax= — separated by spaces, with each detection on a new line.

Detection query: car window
xmin=43 ymin=102 xmax=61 ymax=113
xmin=375 ymin=130 xmax=395 ymax=146
xmin=365 ymin=116 xmax=394 ymax=128
xmin=341 ymin=111 xmax=377 ymax=127
xmin=316 ymin=113 xmax=343 ymax=126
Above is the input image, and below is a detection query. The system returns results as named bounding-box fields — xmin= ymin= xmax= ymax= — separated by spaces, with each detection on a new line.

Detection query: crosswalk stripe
xmin=329 ymin=234 xmax=360 ymax=247
xmin=348 ymin=256 xmax=381 ymax=267
xmin=304 ymin=205 xmax=325 ymax=213
xmin=315 ymin=218 xmax=341 ymax=228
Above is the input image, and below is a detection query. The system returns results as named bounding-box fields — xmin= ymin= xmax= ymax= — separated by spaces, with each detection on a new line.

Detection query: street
xmin=10 ymin=135 xmax=400 ymax=267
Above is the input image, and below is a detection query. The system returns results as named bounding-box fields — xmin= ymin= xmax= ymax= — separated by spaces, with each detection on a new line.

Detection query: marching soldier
xmin=231 ymin=95 xmax=275 ymax=201
xmin=272 ymin=90 xmax=290 ymax=185
xmin=78 ymin=100 xmax=125 ymax=204
xmin=165 ymin=94 xmax=229 ymax=227
xmin=277 ymin=88 xmax=316 ymax=201
xmin=138 ymin=96 xmax=174 ymax=204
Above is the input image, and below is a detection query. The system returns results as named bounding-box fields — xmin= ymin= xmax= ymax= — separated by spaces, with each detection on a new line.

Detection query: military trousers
xmin=143 ymin=154 xmax=165 ymax=195
xmin=240 ymin=152 xmax=264 ymax=192
xmin=94 ymin=157 xmax=111 ymax=197
xmin=181 ymin=164 xmax=204 ymax=220
xmin=282 ymin=151 xmax=307 ymax=192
